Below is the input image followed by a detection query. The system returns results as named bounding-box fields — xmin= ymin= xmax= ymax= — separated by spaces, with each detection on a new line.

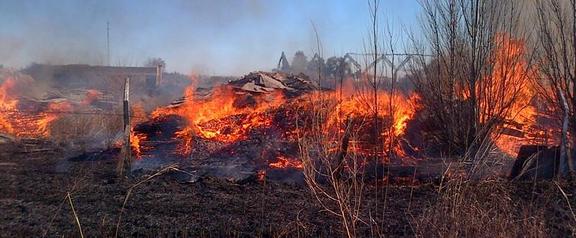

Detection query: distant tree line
xmin=276 ymin=51 xmax=357 ymax=82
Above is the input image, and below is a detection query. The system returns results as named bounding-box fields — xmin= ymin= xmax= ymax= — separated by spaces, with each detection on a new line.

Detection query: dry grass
xmin=49 ymin=113 xmax=123 ymax=150
xmin=413 ymin=178 xmax=575 ymax=238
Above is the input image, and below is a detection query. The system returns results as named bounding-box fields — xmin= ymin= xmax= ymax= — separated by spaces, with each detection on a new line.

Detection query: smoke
xmin=0 ymin=1 xmax=110 ymax=67
xmin=1 ymin=1 xmax=419 ymax=75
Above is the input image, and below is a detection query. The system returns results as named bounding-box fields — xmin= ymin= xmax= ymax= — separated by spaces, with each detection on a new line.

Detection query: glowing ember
xmin=269 ymin=155 xmax=303 ymax=169
xmin=256 ymin=170 xmax=266 ymax=181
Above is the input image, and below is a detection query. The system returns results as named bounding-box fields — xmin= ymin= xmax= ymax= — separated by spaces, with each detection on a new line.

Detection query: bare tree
xmin=143 ymin=58 xmax=166 ymax=68
xmin=291 ymin=51 xmax=309 ymax=74
xmin=409 ymin=0 xmax=535 ymax=168
xmin=534 ymin=0 xmax=576 ymax=175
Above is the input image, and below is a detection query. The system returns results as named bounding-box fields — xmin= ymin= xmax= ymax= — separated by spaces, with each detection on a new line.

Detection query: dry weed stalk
xmin=42 ymin=171 xmax=88 ymax=238
xmin=414 ymin=179 xmax=547 ymax=238
xmin=67 ymin=192 xmax=85 ymax=238
xmin=554 ymin=181 xmax=576 ymax=223
xmin=114 ymin=164 xmax=179 ymax=237
xmin=297 ymin=94 xmax=368 ymax=238
xmin=49 ymin=113 xmax=123 ymax=149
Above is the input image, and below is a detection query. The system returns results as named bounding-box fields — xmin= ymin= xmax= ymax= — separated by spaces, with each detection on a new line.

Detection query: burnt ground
xmin=0 ymin=142 xmax=575 ymax=237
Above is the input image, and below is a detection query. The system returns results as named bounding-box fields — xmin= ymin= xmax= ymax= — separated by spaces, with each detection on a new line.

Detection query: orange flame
xmin=128 ymin=104 xmax=149 ymax=158
xmin=0 ymin=77 xmax=75 ymax=138
xmin=269 ymin=155 xmax=303 ymax=169
xmin=453 ymin=34 xmax=547 ymax=156
xmin=81 ymin=89 xmax=103 ymax=106
xmin=139 ymin=73 xmax=421 ymax=162
xmin=150 ymin=77 xmax=285 ymax=155
xmin=308 ymin=85 xmax=421 ymax=159
xmin=0 ymin=77 xmax=103 ymax=138
xmin=130 ymin=131 xmax=147 ymax=158
xmin=485 ymin=34 xmax=538 ymax=156
xmin=0 ymin=78 xmax=19 ymax=135
xmin=36 ymin=101 xmax=73 ymax=137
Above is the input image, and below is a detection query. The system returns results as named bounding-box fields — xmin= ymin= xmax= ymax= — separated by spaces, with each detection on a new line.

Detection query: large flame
xmin=452 ymin=34 xmax=546 ymax=156
xmin=137 ymin=74 xmax=421 ymax=164
xmin=0 ymin=75 xmax=104 ymax=139
xmin=483 ymin=34 xmax=538 ymax=156
xmin=134 ymin=33 xmax=543 ymax=164
xmin=305 ymin=82 xmax=421 ymax=160
xmin=0 ymin=77 xmax=74 ymax=138
xmin=0 ymin=78 xmax=19 ymax=135
xmin=326 ymin=91 xmax=419 ymax=138
xmin=150 ymin=77 xmax=285 ymax=155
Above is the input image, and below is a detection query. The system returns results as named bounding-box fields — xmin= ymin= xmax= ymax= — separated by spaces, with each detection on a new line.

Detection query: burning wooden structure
xmin=0 ymin=40 xmax=568 ymax=183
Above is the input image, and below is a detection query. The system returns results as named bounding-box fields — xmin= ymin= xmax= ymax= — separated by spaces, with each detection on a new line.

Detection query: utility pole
xmin=107 ymin=21 xmax=110 ymax=66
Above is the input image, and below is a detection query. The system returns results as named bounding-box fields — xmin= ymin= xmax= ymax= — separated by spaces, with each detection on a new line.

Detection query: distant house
xmin=23 ymin=64 xmax=163 ymax=96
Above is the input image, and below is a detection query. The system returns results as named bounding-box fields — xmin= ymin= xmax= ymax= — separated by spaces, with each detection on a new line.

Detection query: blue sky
xmin=0 ymin=0 xmax=421 ymax=75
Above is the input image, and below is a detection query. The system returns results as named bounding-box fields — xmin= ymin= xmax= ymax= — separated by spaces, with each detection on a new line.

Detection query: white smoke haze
xmin=0 ymin=0 xmax=425 ymax=76
xmin=0 ymin=0 xmax=325 ymax=75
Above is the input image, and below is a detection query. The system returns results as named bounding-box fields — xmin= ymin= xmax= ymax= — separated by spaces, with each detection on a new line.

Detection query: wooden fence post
xmin=118 ymin=77 xmax=131 ymax=176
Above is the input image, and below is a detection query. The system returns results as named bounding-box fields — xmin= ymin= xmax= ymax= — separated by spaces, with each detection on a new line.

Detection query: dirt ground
xmin=0 ymin=141 xmax=574 ymax=237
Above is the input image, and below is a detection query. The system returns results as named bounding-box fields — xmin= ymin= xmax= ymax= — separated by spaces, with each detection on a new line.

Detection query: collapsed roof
xmin=229 ymin=71 xmax=318 ymax=96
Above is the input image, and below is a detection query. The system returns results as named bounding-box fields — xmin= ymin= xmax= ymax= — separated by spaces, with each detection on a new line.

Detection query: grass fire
xmin=1 ymin=1 xmax=575 ymax=237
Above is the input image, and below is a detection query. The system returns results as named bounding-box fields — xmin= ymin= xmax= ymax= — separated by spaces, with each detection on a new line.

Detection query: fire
xmin=128 ymin=104 xmax=149 ymax=158
xmin=269 ymin=155 xmax=303 ymax=169
xmin=36 ymin=101 xmax=73 ymax=137
xmin=195 ymin=112 xmax=274 ymax=142
xmin=483 ymin=34 xmax=538 ymax=156
xmin=0 ymin=78 xmax=19 ymax=135
xmin=452 ymin=34 xmax=541 ymax=156
xmin=81 ymin=89 xmax=103 ymax=106
xmin=327 ymin=91 xmax=419 ymax=138
xmin=139 ymin=74 xmax=421 ymax=161
xmin=256 ymin=170 xmax=266 ymax=181
xmin=149 ymin=78 xmax=285 ymax=154
xmin=308 ymin=85 xmax=421 ymax=159
xmin=482 ymin=34 xmax=536 ymax=125
xmin=0 ymin=74 xmax=106 ymax=139
xmin=130 ymin=131 xmax=147 ymax=158
xmin=0 ymin=77 xmax=74 ymax=138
